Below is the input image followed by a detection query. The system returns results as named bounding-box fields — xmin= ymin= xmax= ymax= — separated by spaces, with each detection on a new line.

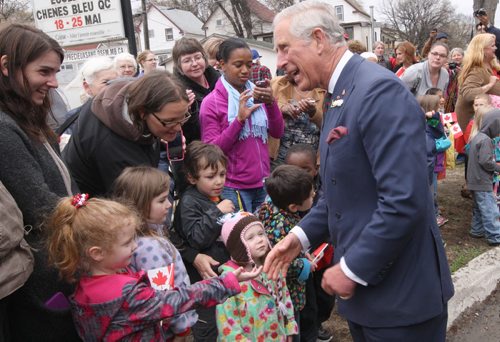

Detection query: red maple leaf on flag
xmin=152 ymin=271 xmax=167 ymax=286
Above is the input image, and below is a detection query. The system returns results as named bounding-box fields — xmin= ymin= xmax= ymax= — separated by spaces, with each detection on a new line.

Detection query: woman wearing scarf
xmin=200 ymin=38 xmax=284 ymax=213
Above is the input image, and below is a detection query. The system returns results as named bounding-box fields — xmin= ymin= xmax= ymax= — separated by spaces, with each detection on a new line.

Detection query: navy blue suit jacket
xmin=300 ymin=54 xmax=454 ymax=327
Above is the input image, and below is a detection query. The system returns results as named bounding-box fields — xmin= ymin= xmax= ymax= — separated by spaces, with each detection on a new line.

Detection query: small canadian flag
xmin=147 ymin=264 xmax=175 ymax=291
xmin=450 ymin=122 xmax=463 ymax=138
xmin=441 ymin=112 xmax=457 ymax=125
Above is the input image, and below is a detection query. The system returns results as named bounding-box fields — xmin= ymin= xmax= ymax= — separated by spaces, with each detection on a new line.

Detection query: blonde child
xmin=217 ymin=212 xmax=298 ymax=341
xmin=46 ymin=195 xmax=260 ymax=341
xmin=172 ymin=141 xmax=235 ymax=340
xmin=112 ymin=166 xmax=194 ymax=340
xmin=419 ymin=94 xmax=449 ymax=227
xmin=469 ymin=94 xmax=494 ymax=143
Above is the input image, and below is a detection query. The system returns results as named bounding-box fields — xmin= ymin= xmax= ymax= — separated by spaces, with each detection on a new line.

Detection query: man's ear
xmin=311 ymin=27 xmax=327 ymax=55
xmin=87 ymin=246 xmax=105 ymax=262
xmin=0 ymin=55 xmax=8 ymax=77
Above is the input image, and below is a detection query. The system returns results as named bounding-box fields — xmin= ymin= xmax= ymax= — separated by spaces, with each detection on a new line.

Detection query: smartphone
xmin=166 ymin=130 xmax=184 ymax=162
xmin=254 ymin=80 xmax=267 ymax=104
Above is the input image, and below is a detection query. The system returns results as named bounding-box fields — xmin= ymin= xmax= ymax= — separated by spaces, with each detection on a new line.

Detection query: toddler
xmin=45 ymin=195 xmax=259 ymax=341
xmin=217 ymin=212 xmax=298 ymax=341
xmin=112 ymin=166 xmax=195 ymax=340
xmin=256 ymin=164 xmax=316 ymax=341
xmin=172 ymin=141 xmax=234 ymax=340
xmin=467 ymin=110 xmax=500 ymax=246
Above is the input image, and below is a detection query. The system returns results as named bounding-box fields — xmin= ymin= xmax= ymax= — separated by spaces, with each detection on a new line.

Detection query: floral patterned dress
xmin=216 ymin=261 xmax=298 ymax=341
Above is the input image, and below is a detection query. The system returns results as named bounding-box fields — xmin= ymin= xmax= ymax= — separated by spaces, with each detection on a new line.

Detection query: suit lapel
xmin=320 ymin=55 xmax=364 ymax=177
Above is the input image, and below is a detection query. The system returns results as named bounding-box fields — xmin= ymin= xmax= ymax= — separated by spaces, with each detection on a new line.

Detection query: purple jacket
xmin=200 ymin=79 xmax=284 ymax=189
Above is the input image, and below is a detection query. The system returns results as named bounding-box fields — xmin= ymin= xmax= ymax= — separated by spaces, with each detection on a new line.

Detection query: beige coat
xmin=455 ymin=66 xmax=500 ymax=131
xmin=268 ymin=76 xmax=326 ymax=159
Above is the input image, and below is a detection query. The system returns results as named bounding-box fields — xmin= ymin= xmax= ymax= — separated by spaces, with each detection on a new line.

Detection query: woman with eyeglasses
xmin=400 ymin=42 xmax=450 ymax=97
xmin=63 ymin=71 xmax=190 ymax=196
xmin=114 ymin=52 xmax=138 ymax=77
xmin=137 ymin=49 xmax=158 ymax=75
xmin=172 ymin=37 xmax=220 ymax=144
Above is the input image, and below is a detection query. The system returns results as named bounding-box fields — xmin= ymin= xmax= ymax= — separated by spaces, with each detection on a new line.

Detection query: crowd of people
xmin=2 ymin=2 xmax=500 ymax=342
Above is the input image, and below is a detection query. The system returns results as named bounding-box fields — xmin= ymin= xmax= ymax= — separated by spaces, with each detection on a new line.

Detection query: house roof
xmin=346 ymin=0 xmax=370 ymax=18
xmin=154 ymin=4 xmax=204 ymax=35
xmin=247 ymin=0 xmax=275 ymax=22
xmin=203 ymin=0 xmax=276 ymax=26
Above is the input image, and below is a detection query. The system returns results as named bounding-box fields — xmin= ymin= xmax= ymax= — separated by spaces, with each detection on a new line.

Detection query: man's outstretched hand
xmin=263 ymin=233 xmax=302 ymax=280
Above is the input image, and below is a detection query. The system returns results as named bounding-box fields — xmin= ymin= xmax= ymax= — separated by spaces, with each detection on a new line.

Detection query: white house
xmin=136 ymin=4 xmax=205 ymax=58
xmin=322 ymin=0 xmax=381 ymax=50
xmin=202 ymin=0 xmax=275 ymax=42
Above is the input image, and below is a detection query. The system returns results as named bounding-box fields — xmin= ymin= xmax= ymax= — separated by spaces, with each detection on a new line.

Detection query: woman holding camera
xmin=455 ymin=33 xmax=500 ymax=131
xmin=63 ymin=71 xmax=190 ymax=196
xmin=444 ymin=48 xmax=464 ymax=113
xmin=400 ymin=42 xmax=449 ymax=97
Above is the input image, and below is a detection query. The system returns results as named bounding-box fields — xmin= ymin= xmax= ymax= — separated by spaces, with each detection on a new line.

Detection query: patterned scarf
xmin=221 ymin=75 xmax=268 ymax=143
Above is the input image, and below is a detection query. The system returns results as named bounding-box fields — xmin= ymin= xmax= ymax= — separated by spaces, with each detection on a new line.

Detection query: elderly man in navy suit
xmin=264 ymin=2 xmax=454 ymax=341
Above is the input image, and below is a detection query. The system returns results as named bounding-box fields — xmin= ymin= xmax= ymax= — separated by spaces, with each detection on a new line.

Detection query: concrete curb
xmin=447 ymin=246 xmax=500 ymax=329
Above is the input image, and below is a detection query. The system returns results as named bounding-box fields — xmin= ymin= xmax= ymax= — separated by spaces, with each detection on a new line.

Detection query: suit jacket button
xmin=331 ymin=178 xmax=336 ymax=185
xmin=335 ymin=212 xmax=341 ymax=219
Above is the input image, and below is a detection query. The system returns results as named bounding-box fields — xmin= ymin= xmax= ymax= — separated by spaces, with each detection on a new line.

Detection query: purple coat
xmin=199 ymin=79 xmax=284 ymax=189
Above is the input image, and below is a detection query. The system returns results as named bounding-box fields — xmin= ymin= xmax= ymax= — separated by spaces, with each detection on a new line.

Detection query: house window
xmin=216 ymin=19 xmax=223 ymax=27
xmin=344 ymin=26 xmax=354 ymax=40
xmin=148 ymin=29 xmax=155 ymax=38
xmin=165 ymin=28 xmax=173 ymax=41
xmin=335 ymin=5 xmax=344 ymax=21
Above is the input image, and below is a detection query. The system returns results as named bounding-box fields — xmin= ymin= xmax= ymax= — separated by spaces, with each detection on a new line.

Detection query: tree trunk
xmin=474 ymin=0 xmax=499 ymax=25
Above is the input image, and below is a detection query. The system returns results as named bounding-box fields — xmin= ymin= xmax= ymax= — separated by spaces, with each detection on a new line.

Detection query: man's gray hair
xmin=273 ymin=1 xmax=346 ymax=47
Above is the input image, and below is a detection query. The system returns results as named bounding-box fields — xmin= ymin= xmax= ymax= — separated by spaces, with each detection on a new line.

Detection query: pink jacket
xmin=200 ymin=79 xmax=284 ymax=189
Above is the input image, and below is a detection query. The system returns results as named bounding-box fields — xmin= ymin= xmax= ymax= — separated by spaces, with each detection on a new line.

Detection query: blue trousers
xmin=222 ymin=186 xmax=267 ymax=213
xmin=471 ymin=190 xmax=500 ymax=244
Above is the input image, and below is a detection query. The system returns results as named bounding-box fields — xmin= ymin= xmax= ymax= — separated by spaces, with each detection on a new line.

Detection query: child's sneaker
xmin=436 ymin=215 xmax=448 ymax=227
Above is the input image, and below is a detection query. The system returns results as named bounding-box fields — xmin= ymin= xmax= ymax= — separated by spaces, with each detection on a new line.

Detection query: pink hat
xmin=220 ymin=212 xmax=265 ymax=265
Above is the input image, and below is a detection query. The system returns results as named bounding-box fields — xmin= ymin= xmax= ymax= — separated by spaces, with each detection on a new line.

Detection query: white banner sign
xmin=64 ymin=45 xmax=127 ymax=62
xmin=32 ymin=0 xmax=126 ymax=47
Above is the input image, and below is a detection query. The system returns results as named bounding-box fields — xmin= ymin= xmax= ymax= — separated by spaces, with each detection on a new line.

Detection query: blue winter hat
xmin=251 ymin=49 xmax=262 ymax=60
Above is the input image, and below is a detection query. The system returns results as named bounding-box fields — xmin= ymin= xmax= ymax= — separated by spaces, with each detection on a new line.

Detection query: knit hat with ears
xmin=220 ymin=211 xmax=267 ymax=265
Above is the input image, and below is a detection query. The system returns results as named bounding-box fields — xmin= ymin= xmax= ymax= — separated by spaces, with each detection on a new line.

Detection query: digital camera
xmin=474 ymin=8 xmax=487 ymax=17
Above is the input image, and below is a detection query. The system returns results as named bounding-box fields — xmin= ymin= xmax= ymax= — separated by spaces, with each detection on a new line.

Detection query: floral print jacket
xmin=216 ymin=261 xmax=298 ymax=341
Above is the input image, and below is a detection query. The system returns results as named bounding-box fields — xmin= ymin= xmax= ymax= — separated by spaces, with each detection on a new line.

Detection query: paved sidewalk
xmin=447 ymin=246 xmax=500 ymax=329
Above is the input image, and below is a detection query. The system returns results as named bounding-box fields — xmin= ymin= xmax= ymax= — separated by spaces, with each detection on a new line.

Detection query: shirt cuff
xmin=340 ymin=257 xmax=368 ymax=286
xmin=290 ymin=226 xmax=310 ymax=252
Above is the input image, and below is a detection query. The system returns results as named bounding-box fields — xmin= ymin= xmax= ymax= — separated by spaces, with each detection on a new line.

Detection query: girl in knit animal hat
xmin=216 ymin=211 xmax=298 ymax=341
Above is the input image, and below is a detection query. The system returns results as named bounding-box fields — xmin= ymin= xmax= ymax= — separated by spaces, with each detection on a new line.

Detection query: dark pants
xmin=347 ymin=306 xmax=448 ymax=342
xmin=0 ymin=297 xmax=9 ymax=342
xmin=191 ymin=306 xmax=217 ymax=342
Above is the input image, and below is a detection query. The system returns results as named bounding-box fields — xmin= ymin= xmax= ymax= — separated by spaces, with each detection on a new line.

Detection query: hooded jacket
xmin=467 ymin=109 xmax=500 ymax=191
xmin=71 ymin=270 xmax=240 ymax=341
xmin=63 ymin=79 xmax=160 ymax=196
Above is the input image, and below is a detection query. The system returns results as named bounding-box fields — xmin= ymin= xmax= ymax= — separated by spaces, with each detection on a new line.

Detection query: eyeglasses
xmin=119 ymin=64 xmax=136 ymax=70
xmin=430 ymin=51 xmax=448 ymax=59
xmin=150 ymin=112 xmax=191 ymax=127
xmin=180 ymin=54 xmax=204 ymax=65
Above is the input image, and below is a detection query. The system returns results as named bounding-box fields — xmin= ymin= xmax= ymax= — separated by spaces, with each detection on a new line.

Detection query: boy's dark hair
xmin=285 ymin=143 xmax=316 ymax=165
xmin=184 ymin=141 xmax=228 ymax=179
xmin=265 ymin=165 xmax=314 ymax=210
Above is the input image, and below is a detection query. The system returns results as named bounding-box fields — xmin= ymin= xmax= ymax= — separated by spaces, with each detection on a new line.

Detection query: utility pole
xmin=369 ymin=5 xmax=375 ymax=51
xmin=120 ymin=0 xmax=137 ymax=56
xmin=142 ymin=0 xmax=150 ymax=50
